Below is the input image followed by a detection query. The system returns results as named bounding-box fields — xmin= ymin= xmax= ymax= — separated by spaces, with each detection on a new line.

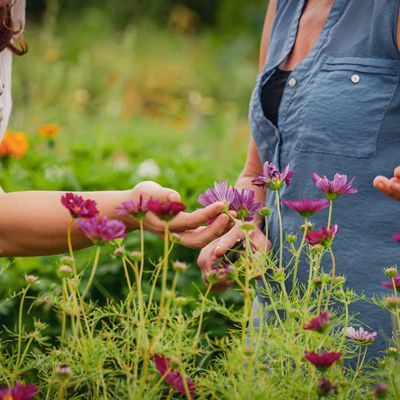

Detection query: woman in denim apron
xmin=198 ymin=0 xmax=400 ymax=353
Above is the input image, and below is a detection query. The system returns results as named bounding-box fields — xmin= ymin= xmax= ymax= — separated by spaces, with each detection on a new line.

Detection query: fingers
xmin=168 ymin=202 xmax=226 ymax=232
xmin=178 ymin=214 xmax=231 ymax=248
xmin=373 ymin=175 xmax=400 ymax=201
xmin=213 ymin=227 xmax=245 ymax=258
xmin=394 ymin=166 xmax=400 ymax=179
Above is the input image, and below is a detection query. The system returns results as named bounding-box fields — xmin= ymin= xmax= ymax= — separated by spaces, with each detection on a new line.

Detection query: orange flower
xmin=0 ymin=130 xmax=29 ymax=158
xmin=39 ymin=123 xmax=59 ymax=138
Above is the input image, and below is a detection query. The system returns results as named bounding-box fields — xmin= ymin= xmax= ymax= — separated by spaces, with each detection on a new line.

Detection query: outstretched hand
xmin=131 ymin=181 xmax=235 ymax=248
xmin=373 ymin=166 xmax=400 ymax=201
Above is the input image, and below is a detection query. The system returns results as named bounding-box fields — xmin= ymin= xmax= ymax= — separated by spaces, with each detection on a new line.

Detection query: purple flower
xmin=305 ymin=351 xmax=342 ymax=370
xmin=317 ymin=378 xmax=337 ymax=396
xmin=393 ymin=233 xmax=400 ymax=243
xmin=312 ymin=172 xmax=357 ymax=200
xmin=252 ymin=162 xmax=294 ymax=190
xmin=198 ymin=181 xmax=234 ymax=207
xmin=230 ymin=188 xmax=262 ymax=221
xmin=306 ymin=225 xmax=339 ymax=247
xmin=61 ymin=193 xmax=99 ymax=219
xmin=0 ymin=382 xmax=38 ymax=400
xmin=346 ymin=327 xmax=377 ymax=344
xmin=77 ymin=217 xmax=126 ymax=243
xmin=208 ymin=263 xmax=235 ymax=285
xmin=284 ymin=197 xmax=329 ymax=218
xmin=115 ymin=195 xmax=149 ymax=219
xmin=381 ymin=273 xmax=400 ymax=289
xmin=154 ymin=354 xmax=196 ymax=398
xmin=147 ymin=198 xmax=186 ymax=221
xmin=303 ymin=311 xmax=331 ymax=333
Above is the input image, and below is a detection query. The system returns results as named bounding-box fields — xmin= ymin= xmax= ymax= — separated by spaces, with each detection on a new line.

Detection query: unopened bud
xmin=60 ymin=256 xmax=74 ymax=265
xmin=34 ymin=320 xmax=46 ymax=331
xmin=300 ymin=221 xmax=314 ymax=233
xmin=129 ymin=251 xmax=142 ymax=262
xmin=56 ymin=364 xmax=71 ymax=379
xmin=59 ymin=265 xmax=72 ymax=276
xmin=384 ymin=267 xmax=397 ymax=278
xmin=373 ymin=382 xmax=389 ymax=398
xmin=26 ymin=275 xmax=39 ymax=285
xmin=258 ymin=207 xmax=271 ymax=217
xmin=387 ymin=347 xmax=398 ymax=355
xmin=384 ymin=296 xmax=400 ymax=308
xmin=114 ymin=247 xmax=125 ymax=257
xmin=286 ymin=233 xmax=297 ymax=244
xmin=310 ymin=244 xmax=323 ymax=254
xmin=173 ymin=261 xmax=188 ymax=272
xmin=273 ymin=268 xmax=286 ymax=282
xmin=170 ymin=233 xmax=181 ymax=244
xmin=174 ymin=296 xmax=189 ymax=305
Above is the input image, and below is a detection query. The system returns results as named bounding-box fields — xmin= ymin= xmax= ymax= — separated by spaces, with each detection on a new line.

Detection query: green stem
xmin=17 ymin=335 xmax=34 ymax=369
xmin=317 ymin=281 xmax=325 ymax=315
xmin=61 ymin=279 xmax=68 ymax=344
xmin=122 ymin=257 xmax=133 ymax=292
xmin=327 ymin=200 xmax=333 ymax=230
xmin=82 ymin=246 xmax=101 ymax=299
xmin=275 ymin=190 xmax=284 ymax=269
xmin=194 ymin=284 xmax=212 ymax=345
xmin=16 ymin=285 xmax=29 ymax=368
xmin=159 ymin=224 xmax=170 ymax=314
xmin=391 ymin=277 xmax=400 ymax=337
xmin=67 ymin=219 xmax=77 ymax=277
xmin=324 ymin=247 xmax=336 ymax=312
xmin=292 ymin=218 xmax=308 ymax=299
xmin=126 ymin=257 xmax=145 ymax=325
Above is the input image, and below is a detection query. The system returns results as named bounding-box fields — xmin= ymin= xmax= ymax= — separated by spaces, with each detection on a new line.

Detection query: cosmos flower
xmin=198 ymin=181 xmax=235 ymax=207
xmin=0 ymin=131 xmax=29 ymax=159
xmin=77 ymin=217 xmax=126 ymax=243
xmin=39 ymin=123 xmax=59 ymax=138
xmin=306 ymin=225 xmax=339 ymax=247
xmin=373 ymin=382 xmax=389 ymax=398
xmin=381 ymin=274 xmax=400 ymax=289
xmin=284 ymin=197 xmax=329 ymax=218
xmin=312 ymin=172 xmax=357 ymax=200
xmin=147 ymin=198 xmax=186 ymax=221
xmin=252 ymin=162 xmax=294 ymax=190
xmin=61 ymin=193 xmax=99 ymax=219
xmin=153 ymin=354 xmax=196 ymax=398
xmin=115 ymin=195 xmax=149 ymax=219
xmin=393 ymin=233 xmax=400 ymax=243
xmin=0 ymin=382 xmax=38 ymax=400
xmin=304 ymin=351 xmax=342 ymax=370
xmin=346 ymin=327 xmax=377 ymax=344
xmin=230 ymin=188 xmax=262 ymax=221
xmin=208 ymin=263 xmax=235 ymax=285
xmin=303 ymin=311 xmax=331 ymax=333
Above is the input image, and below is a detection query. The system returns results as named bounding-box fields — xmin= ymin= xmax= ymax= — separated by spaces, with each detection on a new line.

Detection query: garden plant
xmin=0 ymin=162 xmax=399 ymax=399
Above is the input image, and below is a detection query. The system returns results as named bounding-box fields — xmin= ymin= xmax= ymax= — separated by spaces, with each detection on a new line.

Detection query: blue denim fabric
xmin=250 ymin=0 xmax=400 ymax=353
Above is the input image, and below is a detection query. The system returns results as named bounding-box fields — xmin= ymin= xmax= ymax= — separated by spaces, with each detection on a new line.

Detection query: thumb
xmin=159 ymin=187 xmax=181 ymax=203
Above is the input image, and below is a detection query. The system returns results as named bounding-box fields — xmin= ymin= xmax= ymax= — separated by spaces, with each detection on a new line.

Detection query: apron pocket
xmin=298 ymin=57 xmax=399 ymax=158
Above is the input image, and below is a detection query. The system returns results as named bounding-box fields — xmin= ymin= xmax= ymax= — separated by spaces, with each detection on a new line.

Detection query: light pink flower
xmin=252 ymin=162 xmax=294 ymax=190
xmin=346 ymin=327 xmax=377 ymax=344
xmin=312 ymin=172 xmax=357 ymax=200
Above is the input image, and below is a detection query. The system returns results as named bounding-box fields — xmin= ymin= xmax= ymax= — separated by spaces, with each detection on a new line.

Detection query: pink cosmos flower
xmin=147 ymin=198 xmax=186 ymax=221
xmin=381 ymin=273 xmax=400 ymax=289
xmin=304 ymin=351 xmax=342 ymax=370
xmin=346 ymin=327 xmax=377 ymax=344
xmin=306 ymin=224 xmax=339 ymax=247
xmin=393 ymin=233 xmax=400 ymax=243
xmin=312 ymin=172 xmax=357 ymax=200
xmin=284 ymin=197 xmax=329 ymax=218
xmin=77 ymin=217 xmax=126 ymax=243
xmin=373 ymin=382 xmax=389 ymax=398
xmin=115 ymin=195 xmax=149 ymax=219
xmin=61 ymin=193 xmax=99 ymax=219
xmin=198 ymin=181 xmax=235 ymax=207
xmin=0 ymin=382 xmax=38 ymax=400
xmin=252 ymin=162 xmax=294 ymax=190
xmin=154 ymin=354 xmax=196 ymax=398
xmin=303 ymin=311 xmax=331 ymax=333
xmin=230 ymin=188 xmax=262 ymax=221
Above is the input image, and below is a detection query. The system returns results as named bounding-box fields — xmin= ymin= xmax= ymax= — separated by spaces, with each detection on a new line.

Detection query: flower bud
xmin=258 ymin=207 xmax=271 ymax=217
xmin=113 ymin=247 xmax=125 ymax=257
xmin=384 ymin=296 xmax=400 ymax=308
xmin=172 ymin=261 xmax=188 ymax=272
xmin=387 ymin=347 xmax=398 ymax=355
xmin=68 ymin=278 xmax=78 ymax=287
xmin=129 ymin=251 xmax=142 ymax=262
xmin=384 ymin=267 xmax=397 ymax=278
xmin=241 ymin=224 xmax=255 ymax=232
xmin=174 ymin=296 xmax=189 ymax=305
xmin=286 ymin=233 xmax=297 ymax=244
xmin=170 ymin=233 xmax=181 ymax=244
xmin=164 ymin=290 xmax=174 ymax=299
xmin=34 ymin=320 xmax=46 ymax=331
xmin=56 ymin=364 xmax=72 ymax=380
xmin=273 ymin=268 xmax=286 ymax=282
xmin=310 ymin=244 xmax=323 ymax=254
xmin=59 ymin=265 xmax=72 ymax=276
xmin=300 ymin=221 xmax=314 ymax=233
xmin=333 ymin=276 xmax=346 ymax=286
xmin=373 ymin=382 xmax=389 ymax=398
xmin=60 ymin=256 xmax=74 ymax=265
xmin=26 ymin=275 xmax=39 ymax=285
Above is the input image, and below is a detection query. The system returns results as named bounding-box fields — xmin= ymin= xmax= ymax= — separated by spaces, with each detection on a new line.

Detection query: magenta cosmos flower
xmin=198 ymin=181 xmax=234 ymax=207
xmin=61 ymin=193 xmax=99 ymax=219
xmin=284 ymin=197 xmax=329 ymax=218
xmin=231 ymin=188 xmax=262 ymax=221
xmin=346 ymin=327 xmax=377 ymax=344
xmin=77 ymin=217 xmax=126 ymax=243
xmin=393 ymin=233 xmax=400 ymax=243
xmin=154 ymin=354 xmax=196 ymax=398
xmin=253 ymin=162 xmax=294 ymax=190
xmin=147 ymin=198 xmax=186 ymax=221
xmin=312 ymin=172 xmax=357 ymax=200
xmin=305 ymin=351 xmax=342 ymax=370
xmin=0 ymin=382 xmax=38 ymax=400
xmin=306 ymin=224 xmax=339 ymax=247
xmin=115 ymin=195 xmax=149 ymax=219
xmin=303 ymin=311 xmax=331 ymax=333
xmin=381 ymin=273 xmax=400 ymax=289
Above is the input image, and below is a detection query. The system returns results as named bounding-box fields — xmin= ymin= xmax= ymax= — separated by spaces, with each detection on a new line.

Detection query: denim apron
xmin=249 ymin=0 xmax=400 ymax=353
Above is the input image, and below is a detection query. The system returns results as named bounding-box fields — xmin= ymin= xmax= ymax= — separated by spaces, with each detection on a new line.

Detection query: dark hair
xmin=0 ymin=1 xmax=27 ymax=55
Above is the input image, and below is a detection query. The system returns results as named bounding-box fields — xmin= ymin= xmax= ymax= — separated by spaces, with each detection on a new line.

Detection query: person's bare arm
xmin=197 ymin=0 xmax=277 ymax=288
xmin=0 ymin=182 xmax=232 ymax=257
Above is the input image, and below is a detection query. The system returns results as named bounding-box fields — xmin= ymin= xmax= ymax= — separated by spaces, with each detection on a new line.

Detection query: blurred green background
xmin=0 ymin=0 xmax=267 ymax=334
